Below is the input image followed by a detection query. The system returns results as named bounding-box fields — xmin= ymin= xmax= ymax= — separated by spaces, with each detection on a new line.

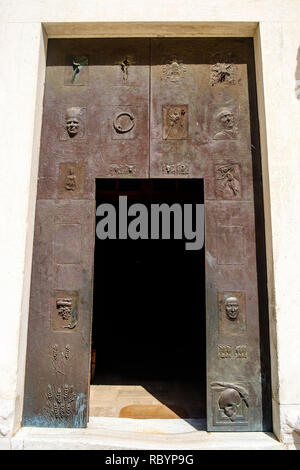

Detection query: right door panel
xmin=150 ymin=38 xmax=264 ymax=431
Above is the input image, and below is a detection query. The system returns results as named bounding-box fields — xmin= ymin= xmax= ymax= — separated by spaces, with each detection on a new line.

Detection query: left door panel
xmin=23 ymin=39 xmax=150 ymax=427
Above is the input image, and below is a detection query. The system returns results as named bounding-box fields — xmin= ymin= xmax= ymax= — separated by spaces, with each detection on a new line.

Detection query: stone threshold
xmin=6 ymin=417 xmax=288 ymax=450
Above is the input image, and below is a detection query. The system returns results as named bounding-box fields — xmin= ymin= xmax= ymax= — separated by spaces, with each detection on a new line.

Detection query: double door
xmin=23 ymin=38 xmax=268 ymax=431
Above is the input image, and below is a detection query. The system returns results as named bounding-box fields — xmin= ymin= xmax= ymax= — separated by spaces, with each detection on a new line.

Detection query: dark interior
xmin=91 ymin=179 xmax=206 ymax=420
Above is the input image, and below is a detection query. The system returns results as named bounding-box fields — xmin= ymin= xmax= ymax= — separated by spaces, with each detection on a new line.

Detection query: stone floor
xmin=89 ymin=381 xmax=204 ymax=419
xmin=9 ymin=418 xmax=287 ymax=450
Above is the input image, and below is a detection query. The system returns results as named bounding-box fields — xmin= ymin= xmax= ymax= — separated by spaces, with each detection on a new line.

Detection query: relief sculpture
xmin=218 ymin=292 xmax=246 ymax=334
xmin=217 ymin=344 xmax=248 ymax=359
xmin=113 ymin=112 xmax=135 ymax=134
xmin=211 ymin=382 xmax=249 ymax=423
xmin=51 ymin=291 xmax=79 ymax=331
xmin=213 ymin=109 xmax=238 ymax=140
xmin=235 ymin=345 xmax=247 ymax=359
xmin=64 ymin=55 xmax=89 ymax=86
xmin=162 ymin=162 xmax=189 ymax=176
xmin=163 ymin=105 xmax=188 ymax=140
xmin=109 ymin=163 xmax=137 ymax=176
xmin=58 ymin=162 xmax=85 ymax=199
xmin=215 ymin=164 xmax=241 ymax=199
xmin=210 ymin=63 xmax=235 ymax=86
xmin=161 ymin=60 xmax=187 ymax=83
xmin=217 ymin=345 xmax=232 ymax=359
xmin=225 ymin=296 xmax=239 ymax=320
xmin=51 ymin=344 xmax=71 ymax=378
xmin=64 ymin=107 xmax=85 ymax=139
xmin=120 ymin=57 xmax=130 ymax=82
xmin=112 ymin=106 xmax=137 ymax=140
xmin=42 ymin=384 xmax=88 ymax=427
xmin=64 ymin=167 xmax=77 ymax=191
xmin=71 ymin=56 xmax=88 ymax=84
xmin=56 ymin=297 xmax=78 ymax=329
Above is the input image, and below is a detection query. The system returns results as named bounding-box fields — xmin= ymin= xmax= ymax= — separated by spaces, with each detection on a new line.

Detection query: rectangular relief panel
xmin=150 ymin=38 xmax=265 ymax=431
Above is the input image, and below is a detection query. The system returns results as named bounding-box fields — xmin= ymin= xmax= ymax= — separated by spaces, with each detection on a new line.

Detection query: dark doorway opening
xmin=91 ymin=179 xmax=206 ymax=423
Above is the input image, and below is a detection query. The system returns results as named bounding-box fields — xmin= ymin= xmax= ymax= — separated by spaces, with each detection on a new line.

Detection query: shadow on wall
xmin=295 ymin=47 xmax=300 ymax=99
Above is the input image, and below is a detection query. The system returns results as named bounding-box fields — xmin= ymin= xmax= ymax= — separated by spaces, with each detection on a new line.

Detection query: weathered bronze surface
xmin=23 ymin=39 xmax=150 ymax=428
xmin=150 ymin=38 xmax=265 ymax=431
xmin=23 ymin=38 xmax=270 ymax=431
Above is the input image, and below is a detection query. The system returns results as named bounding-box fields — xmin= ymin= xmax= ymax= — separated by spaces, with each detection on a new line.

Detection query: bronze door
xmin=150 ymin=38 xmax=268 ymax=431
xmin=23 ymin=38 xmax=269 ymax=431
xmin=22 ymin=39 xmax=150 ymax=428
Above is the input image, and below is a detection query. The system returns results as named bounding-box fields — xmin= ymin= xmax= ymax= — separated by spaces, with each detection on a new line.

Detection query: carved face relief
xmin=66 ymin=108 xmax=81 ymax=137
xmin=219 ymin=109 xmax=234 ymax=129
xmin=213 ymin=109 xmax=238 ymax=140
xmin=66 ymin=118 xmax=79 ymax=136
xmin=218 ymin=388 xmax=241 ymax=419
xmin=61 ymin=107 xmax=86 ymax=140
xmin=225 ymin=296 xmax=239 ymax=320
xmin=211 ymin=382 xmax=249 ymax=424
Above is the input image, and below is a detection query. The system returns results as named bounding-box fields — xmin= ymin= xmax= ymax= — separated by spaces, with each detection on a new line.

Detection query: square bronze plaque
xmin=162 ymin=105 xmax=188 ymax=140
xmin=211 ymin=381 xmax=249 ymax=426
xmin=60 ymin=107 xmax=87 ymax=141
xmin=111 ymin=106 xmax=138 ymax=140
xmin=215 ymin=163 xmax=242 ymax=200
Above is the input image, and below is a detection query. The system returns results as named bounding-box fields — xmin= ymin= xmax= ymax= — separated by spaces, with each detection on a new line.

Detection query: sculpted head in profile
xmin=65 ymin=107 xmax=81 ymax=137
xmin=225 ymin=296 xmax=239 ymax=320
xmin=213 ymin=108 xmax=238 ymax=140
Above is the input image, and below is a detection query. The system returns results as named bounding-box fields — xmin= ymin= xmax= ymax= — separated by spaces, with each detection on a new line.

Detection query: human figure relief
xmin=213 ymin=108 xmax=238 ymax=140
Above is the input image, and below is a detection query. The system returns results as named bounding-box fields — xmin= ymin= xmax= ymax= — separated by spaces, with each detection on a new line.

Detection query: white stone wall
xmin=0 ymin=0 xmax=300 ymax=448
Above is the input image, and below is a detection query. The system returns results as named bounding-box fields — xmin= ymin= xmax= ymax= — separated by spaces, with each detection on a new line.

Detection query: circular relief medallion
xmin=113 ymin=112 xmax=135 ymax=134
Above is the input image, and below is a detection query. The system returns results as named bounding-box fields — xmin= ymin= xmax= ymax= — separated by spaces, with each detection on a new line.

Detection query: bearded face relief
xmin=225 ymin=296 xmax=239 ymax=320
xmin=220 ymin=109 xmax=234 ymax=129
